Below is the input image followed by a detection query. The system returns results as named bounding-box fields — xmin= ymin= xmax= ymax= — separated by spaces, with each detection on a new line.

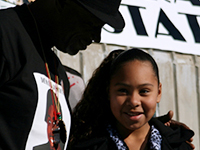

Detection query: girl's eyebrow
xmin=114 ymin=83 xmax=154 ymax=87
xmin=114 ymin=83 xmax=130 ymax=87
xmin=138 ymin=83 xmax=154 ymax=87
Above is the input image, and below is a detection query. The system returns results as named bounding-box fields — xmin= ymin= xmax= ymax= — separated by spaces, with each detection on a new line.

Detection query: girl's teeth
xmin=127 ymin=112 xmax=140 ymax=116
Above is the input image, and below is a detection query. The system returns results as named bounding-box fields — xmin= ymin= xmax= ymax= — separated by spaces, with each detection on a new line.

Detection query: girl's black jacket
xmin=72 ymin=118 xmax=194 ymax=150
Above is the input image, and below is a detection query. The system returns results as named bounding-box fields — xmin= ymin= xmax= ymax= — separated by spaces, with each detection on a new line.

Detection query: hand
xmin=157 ymin=110 xmax=195 ymax=149
xmin=156 ymin=110 xmax=173 ymax=126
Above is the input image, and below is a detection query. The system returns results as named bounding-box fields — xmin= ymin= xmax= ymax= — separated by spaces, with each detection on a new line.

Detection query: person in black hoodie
xmin=0 ymin=0 xmax=125 ymax=149
xmin=68 ymin=48 xmax=194 ymax=150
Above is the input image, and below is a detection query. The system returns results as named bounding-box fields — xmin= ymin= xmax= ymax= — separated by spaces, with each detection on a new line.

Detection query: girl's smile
xmin=124 ymin=111 xmax=144 ymax=121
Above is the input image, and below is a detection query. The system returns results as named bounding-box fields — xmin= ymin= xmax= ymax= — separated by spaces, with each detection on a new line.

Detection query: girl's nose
xmin=127 ymin=92 xmax=141 ymax=108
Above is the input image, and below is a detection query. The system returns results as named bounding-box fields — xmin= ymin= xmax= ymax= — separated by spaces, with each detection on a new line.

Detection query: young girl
xmin=68 ymin=48 xmax=194 ymax=150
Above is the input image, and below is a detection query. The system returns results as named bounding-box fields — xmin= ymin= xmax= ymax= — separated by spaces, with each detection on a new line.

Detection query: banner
xmin=101 ymin=0 xmax=200 ymax=55
xmin=1 ymin=0 xmax=200 ymax=55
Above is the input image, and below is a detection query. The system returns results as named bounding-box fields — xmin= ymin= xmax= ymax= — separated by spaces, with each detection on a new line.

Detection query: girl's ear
xmin=157 ymin=83 xmax=162 ymax=103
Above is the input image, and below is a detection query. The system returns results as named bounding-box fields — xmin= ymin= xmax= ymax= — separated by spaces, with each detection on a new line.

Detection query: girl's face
xmin=109 ymin=60 xmax=162 ymax=133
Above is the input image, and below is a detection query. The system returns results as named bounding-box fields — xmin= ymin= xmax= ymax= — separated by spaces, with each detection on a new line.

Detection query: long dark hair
xmin=68 ymin=48 xmax=160 ymax=149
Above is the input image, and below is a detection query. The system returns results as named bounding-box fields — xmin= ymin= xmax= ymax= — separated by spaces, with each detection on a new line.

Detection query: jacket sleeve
xmin=161 ymin=136 xmax=193 ymax=150
xmin=0 ymin=39 xmax=10 ymax=87
xmin=149 ymin=118 xmax=194 ymax=150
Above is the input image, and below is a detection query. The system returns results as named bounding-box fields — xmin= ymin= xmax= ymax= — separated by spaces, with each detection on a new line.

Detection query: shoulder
xmin=149 ymin=117 xmax=194 ymax=150
xmin=0 ymin=6 xmax=25 ymax=43
xmin=0 ymin=7 xmax=17 ymax=29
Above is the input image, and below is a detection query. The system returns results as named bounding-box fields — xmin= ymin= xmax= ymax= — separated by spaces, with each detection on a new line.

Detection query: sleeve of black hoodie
xmin=149 ymin=117 xmax=194 ymax=150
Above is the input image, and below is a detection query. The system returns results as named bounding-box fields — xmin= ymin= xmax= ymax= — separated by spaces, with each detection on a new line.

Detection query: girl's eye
xmin=117 ymin=88 xmax=128 ymax=94
xmin=140 ymin=89 xmax=149 ymax=95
